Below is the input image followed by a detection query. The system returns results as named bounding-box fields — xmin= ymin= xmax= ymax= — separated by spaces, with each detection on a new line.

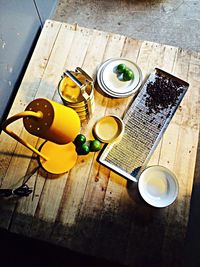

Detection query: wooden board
xmin=0 ymin=20 xmax=200 ymax=267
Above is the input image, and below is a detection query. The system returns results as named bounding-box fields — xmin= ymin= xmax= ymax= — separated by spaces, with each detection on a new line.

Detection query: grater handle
xmin=75 ymin=67 xmax=93 ymax=82
xmin=64 ymin=70 xmax=92 ymax=120
xmin=75 ymin=67 xmax=94 ymax=119
xmin=64 ymin=70 xmax=83 ymax=88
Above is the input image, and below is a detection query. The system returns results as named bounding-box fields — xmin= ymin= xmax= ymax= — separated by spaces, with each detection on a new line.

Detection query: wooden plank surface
xmin=0 ymin=20 xmax=200 ymax=267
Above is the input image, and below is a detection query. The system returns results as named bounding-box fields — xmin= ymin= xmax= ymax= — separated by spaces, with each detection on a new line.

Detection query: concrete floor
xmin=53 ymin=0 xmax=200 ymax=266
xmin=54 ymin=0 xmax=200 ymax=52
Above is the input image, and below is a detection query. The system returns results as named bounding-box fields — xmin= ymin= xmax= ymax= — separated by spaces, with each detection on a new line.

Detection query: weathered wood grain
xmin=0 ymin=20 xmax=199 ymax=267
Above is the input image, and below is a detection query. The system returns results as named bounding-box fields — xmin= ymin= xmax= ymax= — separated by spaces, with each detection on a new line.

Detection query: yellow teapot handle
xmin=1 ymin=111 xmax=48 ymax=161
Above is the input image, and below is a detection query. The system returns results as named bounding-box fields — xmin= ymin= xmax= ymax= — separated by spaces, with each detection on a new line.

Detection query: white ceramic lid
xmin=138 ymin=165 xmax=179 ymax=208
xmin=97 ymin=58 xmax=142 ymax=98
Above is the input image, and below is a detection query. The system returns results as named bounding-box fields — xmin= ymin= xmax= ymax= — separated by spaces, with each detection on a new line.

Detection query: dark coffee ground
xmin=145 ymin=74 xmax=184 ymax=114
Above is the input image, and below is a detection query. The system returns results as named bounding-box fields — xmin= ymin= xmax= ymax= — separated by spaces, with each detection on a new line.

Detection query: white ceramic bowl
xmin=138 ymin=165 xmax=179 ymax=208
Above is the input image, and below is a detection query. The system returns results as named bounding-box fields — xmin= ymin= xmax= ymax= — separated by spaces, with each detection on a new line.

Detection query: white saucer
xmin=97 ymin=58 xmax=143 ymax=98
xmin=138 ymin=166 xmax=179 ymax=208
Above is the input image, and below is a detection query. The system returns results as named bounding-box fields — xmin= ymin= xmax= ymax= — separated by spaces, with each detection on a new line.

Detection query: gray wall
xmin=0 ymin=0 xmax=56 ymax=125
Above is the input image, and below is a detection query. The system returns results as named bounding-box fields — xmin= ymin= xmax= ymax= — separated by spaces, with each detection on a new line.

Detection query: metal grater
xmin=98 ymin=68 xmax=189 ymax=182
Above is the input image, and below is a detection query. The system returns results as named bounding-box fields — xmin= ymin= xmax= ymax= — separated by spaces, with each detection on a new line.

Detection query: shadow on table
xmin=184 ymin=135 xmax=200 ymax=267
xmin=126 ymin=180 xmax=161 ymax=225
xmin=0 ymin=190 xmax=190 ymax=267
xmin=0 ymin=228 xmax=125 ymax=267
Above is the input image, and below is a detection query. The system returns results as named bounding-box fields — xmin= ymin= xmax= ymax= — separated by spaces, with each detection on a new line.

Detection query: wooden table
xmin=0 ymin=20 xmax=200 ymax=267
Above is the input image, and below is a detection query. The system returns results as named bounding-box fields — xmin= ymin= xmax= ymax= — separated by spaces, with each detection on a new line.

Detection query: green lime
xmin=76 ymin=143 xmax=90 ymax=155
xmin=90 ymin=140 xmax=102 ymax=152
xmin=116 ymin=63 xmax=126 ymax=74
xmin=81 ymin=143 xmax=90 ymax=155
xmin=74 ymin=134 xmax=86 ymax=146
xmin=123 ymin=68 xmax=134 ymax=81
